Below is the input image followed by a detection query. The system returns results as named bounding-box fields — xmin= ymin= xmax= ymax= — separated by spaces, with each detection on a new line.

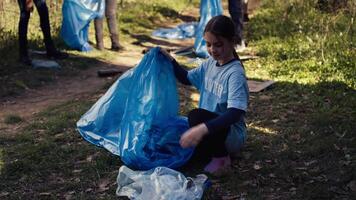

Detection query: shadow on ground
xmin=0 ymin=79 xmax=355 ymax=199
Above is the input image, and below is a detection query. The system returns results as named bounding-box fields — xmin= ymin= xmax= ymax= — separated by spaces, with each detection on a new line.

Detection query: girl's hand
xmin=180 ymin=123 xmax=209 ymax=148
xmin=26 ymin=0 xmax=34 ymax=12
xmin=159 ymin=47 xmax=175 ymax=61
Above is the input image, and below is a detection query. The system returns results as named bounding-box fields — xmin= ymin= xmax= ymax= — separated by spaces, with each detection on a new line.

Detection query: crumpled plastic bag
xmin=116 ymin=166 xmax=208 ymax=200
xmin=152 ymin=22 xmax=197 ymax=39
xmin=61 ymin=0 xmax=105 ymax=51
xmin=77 ymin=47 xmax=194 ymax=170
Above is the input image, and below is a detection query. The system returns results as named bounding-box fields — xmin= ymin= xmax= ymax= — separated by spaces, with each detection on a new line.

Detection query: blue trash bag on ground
xmin=152 ymin=22 xmax=197 ymax=39
xmin=194 ymin=0 xmax=223 ymax=58
xmin=77 ymin=47 xmax=194 ymax=170
xmin=61 ymin=0 xmax=104 ymax=51
xmin=151 ymin=0 xmax=222 ymax=58
xmin=116 ymin=166 xmax=208 ymax=200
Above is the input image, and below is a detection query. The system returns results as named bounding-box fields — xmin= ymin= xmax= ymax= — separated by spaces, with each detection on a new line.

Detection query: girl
xmin=161 ymin=15 xmax=249 ymax=174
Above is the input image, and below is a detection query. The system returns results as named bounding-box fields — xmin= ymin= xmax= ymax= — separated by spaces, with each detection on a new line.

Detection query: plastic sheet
xmin=61 ymin=0 xmax=105 ymax=51
xmin=152 ymin=22 xmax=197 ymax=39
xmin=117 ymin=166 xmax=208 ymax=200
xmin=77 ymin=47 xmax=194 ymax=170
xmin=31 ymin=59 xmax=61 ymax=69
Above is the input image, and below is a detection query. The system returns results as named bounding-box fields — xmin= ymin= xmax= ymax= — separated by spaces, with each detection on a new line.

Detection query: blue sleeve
xmin=171 ymin=59 xmax=191 ymax=85
xmin=227 ymin=71 xmax=248 ymax=111
xmin=205 ymin=108 xmax=245 ymax=134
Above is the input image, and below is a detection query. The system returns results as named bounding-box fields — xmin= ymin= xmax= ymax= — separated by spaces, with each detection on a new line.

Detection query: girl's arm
xmin=160 ymin=48 xmax=191 ymax=85
xmin=205 ymin=108 xmax=245 ymax=134
xmin=171 ymin=59 xmax=191 ymax=85
xmin=180 ymin=108 xmax=245 ymax=148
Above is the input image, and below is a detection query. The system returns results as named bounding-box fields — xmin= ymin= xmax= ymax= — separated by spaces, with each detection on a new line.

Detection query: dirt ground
xmin=0 ymin=0 xmax=262 ymax=136
xmin=0 ymin=37 xmax=195 ymax=135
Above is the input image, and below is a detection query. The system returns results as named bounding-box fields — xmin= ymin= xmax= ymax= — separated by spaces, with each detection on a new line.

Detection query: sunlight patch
xmin=190 ymin=93 xmax=200 ymax=102
xmin=248 ymin=124 xmax=277 ymax=135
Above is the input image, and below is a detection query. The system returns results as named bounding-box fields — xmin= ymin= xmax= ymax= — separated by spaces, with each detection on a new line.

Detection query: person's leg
xmin=33 ymin=0 xmax=54 ymax=52
xmin=188 ymin=108 xmax=229 ymax=159
xmin=34 ymin=0 xmax=67 ymax=59
xmin=228 ymin=0 xmax=244 ymax=45
xmin=105 ymin=0 xmax=122 ymax=50
xmin=188 ymin=108 xmax=231 ymax=174
xmin=243 ymin=0 xmax=249 ymax=22
xmin=94 ymin=17 xmax=104 ymax=50
xmin=18 ymin=0 xmax=31 ymax=64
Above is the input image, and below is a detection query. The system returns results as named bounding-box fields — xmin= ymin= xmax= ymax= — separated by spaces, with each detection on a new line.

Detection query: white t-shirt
xmin=188 ymin=57 xmax=249 ymax=153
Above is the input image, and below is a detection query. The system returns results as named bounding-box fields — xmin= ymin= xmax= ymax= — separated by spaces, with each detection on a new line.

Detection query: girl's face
xmin=204 ymin=31 xmax=235 ymax=65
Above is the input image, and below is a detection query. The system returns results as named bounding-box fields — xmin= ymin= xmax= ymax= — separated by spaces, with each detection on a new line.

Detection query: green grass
xmin=246 ymin=0 xmax=356 ymax=88
xmin=4 ymin=114 xmax=23 ymax=124
xmin=0 ymin=0 xmax=355 ymax=199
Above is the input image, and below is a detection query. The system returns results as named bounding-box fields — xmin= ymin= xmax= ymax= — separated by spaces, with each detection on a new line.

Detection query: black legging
xmin=18 ymin=0 xmax=55 ymax=56
xmin=188 ymin=108 xmax=229 ymax=159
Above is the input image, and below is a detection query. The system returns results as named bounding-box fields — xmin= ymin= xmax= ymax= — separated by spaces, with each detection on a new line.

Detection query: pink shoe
xmin=203 ymin=156 xmax=231 ymax=175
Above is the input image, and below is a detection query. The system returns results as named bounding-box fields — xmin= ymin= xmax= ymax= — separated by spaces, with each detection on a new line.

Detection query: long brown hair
xmin=204 ymin=15 xmax=245 ymax=69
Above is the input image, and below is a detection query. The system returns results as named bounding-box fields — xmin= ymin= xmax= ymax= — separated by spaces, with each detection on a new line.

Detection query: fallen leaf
xmin=64 ymin=191 xmax=75 ymax=200
xmin=86 ymin=155 xmax=94 ymax=162
xmin=304 ymin=160 xmax=317 ymax=166
xmin=85 ymin=188 xmax=93 ymax=192
xmin=259 ymin=95 xmax=271 ymax=100
xmin=98 ymin=179 xmax=111 ymax=192
xmin=55 ymin=133 xmax=65 ymax=138
xmin=281 ymin=143 xmax=288 ymax=151
xmin=253 ymin=163 xmax=262 ymax=170
xmin=0 ymin=192 xmax=9 ymax=197
xmin=333 ymin=144 xmax=340 ymax=150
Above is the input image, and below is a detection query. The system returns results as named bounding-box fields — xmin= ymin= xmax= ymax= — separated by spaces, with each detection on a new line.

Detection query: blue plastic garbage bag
xmin=77 ymin=47 xmax=194 ymax=170
xmin=61 ymin=0 xmax=105 ymax=51
xmin=117 ymin=166 xmax=208 ymax=200
xmin=151 ymin=0 xmax=222 ymax=58
xmin=194 ymin=0 xmax=223 ymax=58
xmin=152 ymin=22 xmax=197 ymax=39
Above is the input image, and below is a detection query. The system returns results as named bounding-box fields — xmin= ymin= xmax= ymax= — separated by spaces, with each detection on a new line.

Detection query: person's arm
xmin=180 ymin=108 xmax=245 ymax=148
xmin=171 ymin=59 xmax=191 ymax=85
xmin=204 ymin=108 xmax=245 ymax=134
xmin=159 ymin=48 xmax=191 ymax=85
xmin=26 ymin=0 xmax=34 ymax=12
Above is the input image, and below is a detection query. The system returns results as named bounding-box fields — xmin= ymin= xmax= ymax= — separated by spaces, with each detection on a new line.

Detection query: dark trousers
xmin=188 ymin=108 xmax=229 ymax=160
xmin=228 ymin=0 xmax=244 ymax=44
xmin=94 ymin=0 xmax=120 ymax=48
xmin=18 ymin=0 xmax=55 ymax=56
